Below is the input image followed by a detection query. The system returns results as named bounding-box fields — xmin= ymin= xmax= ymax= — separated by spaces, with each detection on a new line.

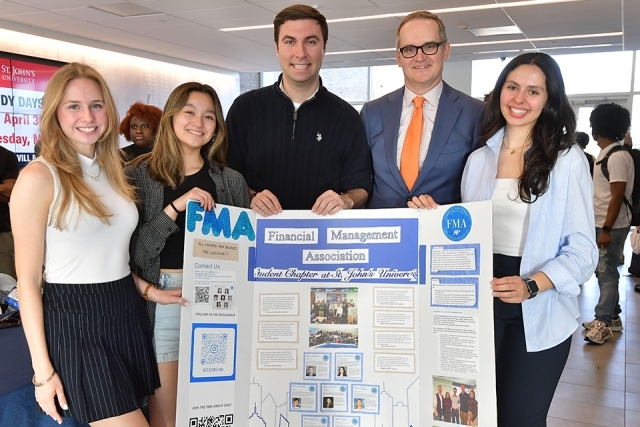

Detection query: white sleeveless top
xmin=492 ymin=178 xmax=530 ymax=257
xmin=36 ymin=155 xmax=138 ymax=284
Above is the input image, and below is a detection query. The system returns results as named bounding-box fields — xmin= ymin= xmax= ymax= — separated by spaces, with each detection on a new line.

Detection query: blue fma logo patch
xmin=442 ymin=205 xmax=472 ymax=241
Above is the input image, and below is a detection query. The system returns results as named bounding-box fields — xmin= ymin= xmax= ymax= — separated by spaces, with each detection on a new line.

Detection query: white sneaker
xmin=585 ymin=320 xmax=612 ymax=344
xmin=582 ymin=317 xmax=623 ymax=332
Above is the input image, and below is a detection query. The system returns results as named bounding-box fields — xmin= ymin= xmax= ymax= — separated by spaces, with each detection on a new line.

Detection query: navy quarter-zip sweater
xmin=226 ymin=76 xmax=373 ymax=210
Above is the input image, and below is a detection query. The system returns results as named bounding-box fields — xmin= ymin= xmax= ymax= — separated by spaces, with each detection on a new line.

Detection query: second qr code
xmin=201 ymin=333 xmax=228 ymax=365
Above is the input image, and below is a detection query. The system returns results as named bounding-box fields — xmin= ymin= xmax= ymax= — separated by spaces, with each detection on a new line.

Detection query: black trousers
xmin=493 ymin=254 xmax=571 ymax=427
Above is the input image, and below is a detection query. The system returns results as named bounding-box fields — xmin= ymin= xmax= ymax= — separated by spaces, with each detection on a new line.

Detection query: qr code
xmin=189 ymin=414 xmax=233 ymax=427
xmin=201 ymin=333 xmax=227 ymax=365
xmin=195 ymin=286 xmax=210 ymax=304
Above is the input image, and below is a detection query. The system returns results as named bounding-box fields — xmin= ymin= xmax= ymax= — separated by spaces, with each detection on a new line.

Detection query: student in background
xmin=575 ymin=131 xmax=595 ymax=176
xmin=120 ymin=102 xmax=162 ymax=161
xmin=583 ymin=103 xmax=633 ymax=344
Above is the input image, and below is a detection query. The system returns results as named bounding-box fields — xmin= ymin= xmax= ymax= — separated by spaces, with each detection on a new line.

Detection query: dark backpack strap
xmin=586 ymin=152 xmax=594 ymax=176
xmin=596 ymin=145 xmax=626 ymax=181
xmin=596 ymin=144 xmax=634 ymax=215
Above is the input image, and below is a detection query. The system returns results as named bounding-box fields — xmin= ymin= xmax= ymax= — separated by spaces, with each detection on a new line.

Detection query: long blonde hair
xmin=39 ymin=62 xmax=135 ymax=229
xmin=133 ymin=82 xmax=228 ymax=188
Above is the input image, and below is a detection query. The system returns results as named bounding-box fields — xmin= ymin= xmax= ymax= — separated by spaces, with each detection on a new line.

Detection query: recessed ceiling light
xmin=324 ymin=32 xmax=622 ymax=55
xmin=221 ymin=0 xmax=586 ymax=32
xmin=453 ymin=31 xmax=622 ymax=47
xmin=523 ymin=43 xmax=619 ymax=51
xmin=90 ymin=2 xmax=162 ymax=18
xmin=469 ymin=26 xmax=522 ymax=37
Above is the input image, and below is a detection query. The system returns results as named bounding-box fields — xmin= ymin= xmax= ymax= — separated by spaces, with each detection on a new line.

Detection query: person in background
xmin=128 ymin=82 xmax=250 ymax=427
xmin=433 ymin=384 xmax=444 ymax=420
xmin=583 ymin=103 xmax=633 ymax=344
xmin=11 ymin=62 xmax=185 ymax=427
xmin=466 ymin=390 xmax=478 ymax=426
xmin=0 ymin=145 xmax=18 ymax=279
xmin=226 ymin=4 xmax=372 ymax=216
xmin=461 ymin=52 xmax=597 ymax=425
xmin=443 ymin=391 xmax=452 ymax=422
xmin=575 ymin=131 xmax=595 ymax=176
xmin=120 ymin=102 xmax=162 ymax=161
xmin=459 ymin=384 xmax=470 ymax=425
xmin=451 ymin=386 xmax=461 ymax=424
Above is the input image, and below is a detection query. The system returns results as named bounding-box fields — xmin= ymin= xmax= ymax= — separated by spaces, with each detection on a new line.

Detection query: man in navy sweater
xmin=226 ymin=4 xmax=372 ymax=215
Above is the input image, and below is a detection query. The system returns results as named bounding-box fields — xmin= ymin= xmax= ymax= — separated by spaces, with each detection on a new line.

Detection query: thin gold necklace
xmin=502 ymin=139 xmax=529 ymax=155
xmin=83 ymin=166 xmax=101 ymax=181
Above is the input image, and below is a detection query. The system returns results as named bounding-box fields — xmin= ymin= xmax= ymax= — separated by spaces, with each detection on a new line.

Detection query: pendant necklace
xmin=502 ymin=139 xmax=528 ymax=155
xmin=83 ymin=166 xmax=101 ymax=181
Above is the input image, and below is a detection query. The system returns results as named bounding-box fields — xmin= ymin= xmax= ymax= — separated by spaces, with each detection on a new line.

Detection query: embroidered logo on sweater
xmin=316 ymin=132 xmax=322 ymax=141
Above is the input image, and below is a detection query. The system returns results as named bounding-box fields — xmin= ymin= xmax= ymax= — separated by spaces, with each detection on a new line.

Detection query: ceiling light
xmin=473 ymin=49 xmax=522 ymax=55
xmin=324 ymin=32 xmax=622 ymax=56
xmin=221 ymin=0 xmax=586 ymax=32
xmin=453 ymin=31 xmax=622 ymax=47
xmin=325 ymin=48 xmax=395 ymax=56
xmin=523 ymin=43 xmax=619 ymax=51
xmin=90 ymin=2 xmax=162 ymax=18
xmin=469 ymin=26 xmax=522 ymax=37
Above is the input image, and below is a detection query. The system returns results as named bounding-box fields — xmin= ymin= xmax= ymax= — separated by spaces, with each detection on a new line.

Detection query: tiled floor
xmin=547 ymin=244 xmax=640 ymax=426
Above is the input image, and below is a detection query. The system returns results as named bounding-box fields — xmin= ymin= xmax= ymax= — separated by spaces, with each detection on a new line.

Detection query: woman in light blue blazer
xmin=461 ymin=52 xmax=597 ymax=426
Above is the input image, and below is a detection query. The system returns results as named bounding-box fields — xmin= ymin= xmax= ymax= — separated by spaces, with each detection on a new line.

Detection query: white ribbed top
xmin=36 ymin=155 xmax=137 ymax=284
xmin=492 ymin=178 xmax=530 ymax=257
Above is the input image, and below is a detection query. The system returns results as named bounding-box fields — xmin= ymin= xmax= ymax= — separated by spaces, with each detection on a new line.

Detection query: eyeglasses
xmin=398 ymin=41 xmax=447 ymax=58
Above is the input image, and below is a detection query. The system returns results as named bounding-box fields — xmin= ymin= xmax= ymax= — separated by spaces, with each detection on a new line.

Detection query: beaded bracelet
xmin=32 ymin=370 xmax=56 ymax=387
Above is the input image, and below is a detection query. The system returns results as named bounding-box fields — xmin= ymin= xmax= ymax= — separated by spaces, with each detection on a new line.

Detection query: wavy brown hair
xmin=481 ymin=52 xmax=576 ymax=203
xmin=132 ymin=82 xmax=228 ymax=188
xmin=39 ymin=62 xmax=135 ymax=229
xmin=119 ymin=102 xmax=162 ymax=141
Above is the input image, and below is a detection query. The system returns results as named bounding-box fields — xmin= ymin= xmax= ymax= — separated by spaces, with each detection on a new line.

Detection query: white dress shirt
xmin=396 ymin=81 xmax=444 ymax=169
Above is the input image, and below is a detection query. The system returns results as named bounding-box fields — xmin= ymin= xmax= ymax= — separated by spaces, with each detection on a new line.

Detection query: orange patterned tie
xmin=400 ymin=96 xmax=425 ymax=190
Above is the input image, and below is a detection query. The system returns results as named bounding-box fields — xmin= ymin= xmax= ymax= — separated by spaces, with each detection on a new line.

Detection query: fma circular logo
xmin=442 ymin=205 xmax=472 ymax=241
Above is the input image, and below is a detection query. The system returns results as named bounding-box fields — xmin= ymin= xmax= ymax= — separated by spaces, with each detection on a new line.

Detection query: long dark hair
xmin=481 ymin=52 xmax=576 ymax=203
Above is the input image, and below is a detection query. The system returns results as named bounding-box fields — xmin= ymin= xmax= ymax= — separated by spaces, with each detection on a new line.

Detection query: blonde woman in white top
xmin=11 ymin=63 xmax=184 ymax=427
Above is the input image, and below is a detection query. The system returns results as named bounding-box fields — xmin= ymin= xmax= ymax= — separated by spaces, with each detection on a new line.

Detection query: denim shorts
xmin=154 ymin=273 xmax=183 ymax=363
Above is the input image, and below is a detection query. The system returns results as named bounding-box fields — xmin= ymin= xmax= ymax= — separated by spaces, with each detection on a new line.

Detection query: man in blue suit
xmin=361 ymin=10 xmax=485 ymax=209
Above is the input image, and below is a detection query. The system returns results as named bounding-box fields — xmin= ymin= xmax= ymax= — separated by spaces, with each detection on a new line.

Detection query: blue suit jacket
xmin=361 ymin=82 xmax=485 ymax=208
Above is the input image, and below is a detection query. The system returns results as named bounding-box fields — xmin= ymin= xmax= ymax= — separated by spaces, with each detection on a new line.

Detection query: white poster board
xmin=177 ymin=201 xmax=495 ymax=427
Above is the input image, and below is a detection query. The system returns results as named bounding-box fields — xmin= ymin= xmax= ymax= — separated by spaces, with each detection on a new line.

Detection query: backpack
xmin=597 ymin=144 xmax=640 ymax=226
xmin=584 ymin=151 xmax=595 ymax=177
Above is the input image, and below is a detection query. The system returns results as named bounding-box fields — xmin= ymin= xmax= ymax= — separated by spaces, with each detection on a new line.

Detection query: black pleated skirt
xmin=42 ymin=274 xmax=160 ymax=424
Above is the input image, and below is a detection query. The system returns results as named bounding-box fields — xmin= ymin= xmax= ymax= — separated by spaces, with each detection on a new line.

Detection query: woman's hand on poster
xmin=149 ymin=287 xmax=188 ymax=306
xmin=133 ymin=274 xmax=188 ymax=306
xmin=174 ymin=187 xmax=216 ymax=212
xmin=491 ymin=276 xmax=530 ymax=303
